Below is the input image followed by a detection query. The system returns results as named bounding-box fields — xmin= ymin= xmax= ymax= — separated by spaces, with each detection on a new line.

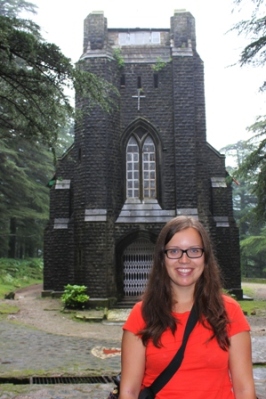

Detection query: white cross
xmin=132 ymin=89 xmax=146 ymax=111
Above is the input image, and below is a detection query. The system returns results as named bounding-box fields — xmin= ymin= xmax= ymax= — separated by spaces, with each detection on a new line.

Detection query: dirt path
xmin=8 ymin=284 xmax=123 ymax=340
xmin=242 ymin=282 xmax=266 ymax=300
xmin=2 ymin=283 xmax=265 ymax=338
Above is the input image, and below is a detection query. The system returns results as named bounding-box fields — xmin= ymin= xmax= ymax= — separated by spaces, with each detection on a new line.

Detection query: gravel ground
xmin=5 ymin=283 xmax=265 ymax=338
xmin=9 ymin=284 xmax=124 ymax=340
xmin=0 ymin=283 xmax=265 ymax=399
xmin=242 ymin=282 xmax=266 ymax=335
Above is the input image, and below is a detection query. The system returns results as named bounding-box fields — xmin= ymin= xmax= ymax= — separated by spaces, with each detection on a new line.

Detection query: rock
xmin=4 ymin=292 xmax=15 ymax=300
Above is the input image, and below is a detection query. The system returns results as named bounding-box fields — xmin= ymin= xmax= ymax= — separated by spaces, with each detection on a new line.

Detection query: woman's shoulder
xmin=128 ymin=300 xmax=143 ymax=316
xmin=133 ymin=300 xmax=143 ymax=310
xmin=222 ymin=294 xmax=250 ymax=334
xmin=222 ymin=293 xmax=239 ymax=305
xmin=123 ymin=301 xmax=145 ymax=333
xmin=222 ymin=294 xmax=241 ymax=312
xmin=222 ymin=294 xmax=247 ymax=321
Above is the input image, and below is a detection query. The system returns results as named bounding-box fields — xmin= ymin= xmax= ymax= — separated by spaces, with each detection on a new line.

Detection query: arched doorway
xmin=123 ymin=238 xmax=154 ymax=297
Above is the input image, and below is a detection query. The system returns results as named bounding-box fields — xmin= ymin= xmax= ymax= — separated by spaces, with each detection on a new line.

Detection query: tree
xmin=0 ymin=0 xmax=114 ymax=257
xmin=240 ymin=229 xmax=266 ymax=277
xmin=0 ymin=0 xmax=114 ymax=153
xmin=0 ymin=125 xmax=74 ymax=258
xmin=221 ymin=140 xmax=258 ymax=237
xmin=0 ymin=0 xmax=36 ymax=17
xmin=232 ymin=0 xmax=266 ymax=220
xmin=236 ymin=119 xmax=266 ymax=220
xmin=221 ymin=140 xmax=266 ymax=277
xmin=233 ymin=0 xmax=266 ymax=69
xmin=0 ymin=136 xmax=53 ymax=257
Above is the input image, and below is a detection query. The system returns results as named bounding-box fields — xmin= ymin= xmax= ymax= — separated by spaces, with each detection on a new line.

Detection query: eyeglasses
xmin=164 ymin=248 xmax=204 ymax=259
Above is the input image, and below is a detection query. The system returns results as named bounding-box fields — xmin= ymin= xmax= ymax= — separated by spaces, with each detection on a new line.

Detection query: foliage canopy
xmin=0 ymin=0 xmax=114 ymax=152
xmin=0 ymin=0 xmax=113 ymax=258
xmin=232 ymin=0 xmax=266 ymax=220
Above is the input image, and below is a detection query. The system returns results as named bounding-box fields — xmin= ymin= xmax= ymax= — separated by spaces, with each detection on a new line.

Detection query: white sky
xmin=32 ymin=0 xmax=265 ymax=155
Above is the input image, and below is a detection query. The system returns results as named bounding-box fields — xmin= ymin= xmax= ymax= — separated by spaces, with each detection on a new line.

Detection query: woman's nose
xmin=178 ymin=252 xmax=190 ymax=261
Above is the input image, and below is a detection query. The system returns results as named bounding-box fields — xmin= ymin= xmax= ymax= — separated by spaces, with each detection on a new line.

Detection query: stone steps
xmin=115 ymin=297 xmax=140 ymax=309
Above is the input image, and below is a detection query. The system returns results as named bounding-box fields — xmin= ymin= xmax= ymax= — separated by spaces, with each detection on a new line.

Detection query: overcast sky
xmin=33 ymin=0 xmax=265 ymax=156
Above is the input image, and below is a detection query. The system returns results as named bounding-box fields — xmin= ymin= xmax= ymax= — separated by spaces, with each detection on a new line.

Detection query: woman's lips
xmin=176 ymin=268 xmax=193 ymax=276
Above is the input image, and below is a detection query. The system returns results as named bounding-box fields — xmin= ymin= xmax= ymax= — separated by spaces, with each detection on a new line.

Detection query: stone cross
xmin=132 ymin=89 xmax=146 ymax=111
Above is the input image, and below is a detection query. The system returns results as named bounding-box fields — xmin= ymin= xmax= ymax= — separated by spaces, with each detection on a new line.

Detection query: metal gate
xmin=123 ymin=239 xmax=154 ymax=297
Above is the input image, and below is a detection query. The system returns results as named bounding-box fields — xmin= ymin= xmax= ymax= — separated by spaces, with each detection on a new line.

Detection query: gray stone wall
xmin=43 ymin=10 xmax=242 ymax=301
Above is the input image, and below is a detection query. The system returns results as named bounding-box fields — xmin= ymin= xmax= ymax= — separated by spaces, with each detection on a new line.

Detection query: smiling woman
xmin=119 ymin=215 xmax=257 ymax=399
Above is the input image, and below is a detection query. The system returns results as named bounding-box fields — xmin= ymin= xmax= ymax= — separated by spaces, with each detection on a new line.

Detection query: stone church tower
xmin=43 ymin=10 xmax=243 ymax=303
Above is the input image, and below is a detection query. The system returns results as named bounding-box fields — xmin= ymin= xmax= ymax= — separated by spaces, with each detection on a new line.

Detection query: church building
xmin=43 ymin=10 xmax=243 ymax=303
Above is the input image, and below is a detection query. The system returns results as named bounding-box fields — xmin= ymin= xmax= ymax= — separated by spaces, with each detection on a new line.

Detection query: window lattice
xmin=123 ymin=240 xmax=154 ymax=296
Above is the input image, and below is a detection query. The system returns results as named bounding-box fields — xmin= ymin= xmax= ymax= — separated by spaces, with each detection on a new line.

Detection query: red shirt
xmin=123 ymin=295 xmax=250 ymax=399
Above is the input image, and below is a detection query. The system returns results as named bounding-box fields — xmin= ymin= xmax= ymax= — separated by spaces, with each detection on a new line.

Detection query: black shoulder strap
xmin=148 ymin=305 xmax=198 ymax=396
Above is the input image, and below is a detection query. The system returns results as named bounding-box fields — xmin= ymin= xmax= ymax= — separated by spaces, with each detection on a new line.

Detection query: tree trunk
xmin=8 ymin=217 xmax=17 ymax=258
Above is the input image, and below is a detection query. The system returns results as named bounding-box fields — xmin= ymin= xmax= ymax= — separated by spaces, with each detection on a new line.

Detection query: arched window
xmin=126 ymin=135 xmax=156 ymax=200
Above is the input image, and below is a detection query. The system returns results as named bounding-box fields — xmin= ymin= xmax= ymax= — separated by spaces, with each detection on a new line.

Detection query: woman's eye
xmin=189 ymin=248 xmax=202 ymax=255
xmin=170 ymin=249 xmax=179 ymax=254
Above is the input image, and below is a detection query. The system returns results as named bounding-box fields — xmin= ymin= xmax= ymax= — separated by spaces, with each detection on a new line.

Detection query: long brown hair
xmin=140 ymin=216 xmax=230 ymax=350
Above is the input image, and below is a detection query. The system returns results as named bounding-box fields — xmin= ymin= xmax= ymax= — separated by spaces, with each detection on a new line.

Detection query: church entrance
xmin=123 ymin=239 xmax=154 ymax=297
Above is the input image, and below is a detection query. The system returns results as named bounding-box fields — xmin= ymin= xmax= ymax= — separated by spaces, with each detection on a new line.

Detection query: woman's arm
xmin=229 ymin=331 xmax=257 ymax=399
xmin=119 ymin=329 xmax=146 ymax=399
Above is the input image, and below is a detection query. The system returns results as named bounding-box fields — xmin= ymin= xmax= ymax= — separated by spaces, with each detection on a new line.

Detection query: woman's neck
xmin=172 ymin=299 xmax=193 ymax=313
xmin=172 ymin=286 xmax=194 ymax=313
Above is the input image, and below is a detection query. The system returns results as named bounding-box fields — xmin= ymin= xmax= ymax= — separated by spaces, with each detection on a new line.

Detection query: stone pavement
xmin=0 ymin=314 xmax=265 ymax=398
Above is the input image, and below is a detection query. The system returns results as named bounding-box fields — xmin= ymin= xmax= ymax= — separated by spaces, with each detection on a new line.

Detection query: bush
xmin=0 ymin=258 xmax=43 ymax=280
xmin=61 ymin=284 xmax=89 ymax=309
xmin=0 ymin=258 xmax=43 ymax=297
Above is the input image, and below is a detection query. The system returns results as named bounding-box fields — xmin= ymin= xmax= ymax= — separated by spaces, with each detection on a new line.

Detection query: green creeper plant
xmin=152 ymin=57 xmax=167 ymax=72
xmin=113 ymin=48 xmax=125 ymax=69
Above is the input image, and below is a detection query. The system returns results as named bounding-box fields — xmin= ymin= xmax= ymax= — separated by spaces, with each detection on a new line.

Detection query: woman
xmin=119 ymin=216 xmax=256 ymax=399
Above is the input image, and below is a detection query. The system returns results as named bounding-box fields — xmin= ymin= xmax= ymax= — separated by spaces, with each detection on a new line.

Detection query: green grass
xmin=0 ymin=258 xmax=43 ymax=298
xmin=0 ymin=302 xmax=19 ymax=314
xmin=242 ymin=285 xmax=255 ymax=297
xmin=239 ymin=279 xmax=266 ymax=315
xmin=242 ymin=277 xmax=266 ymax=284
xmin=238 ymin=300 xmax=266 ymax=316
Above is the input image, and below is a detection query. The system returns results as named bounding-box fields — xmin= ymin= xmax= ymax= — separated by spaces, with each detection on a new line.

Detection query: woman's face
xmin=164 ymin=227 xmax=205 ymax=291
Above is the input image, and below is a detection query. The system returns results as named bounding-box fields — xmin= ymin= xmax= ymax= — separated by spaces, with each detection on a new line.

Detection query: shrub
xmin=61 ymin=284 xmax=89 ymax=309
xmin=0 ymin=258 xmax=43 ymax=297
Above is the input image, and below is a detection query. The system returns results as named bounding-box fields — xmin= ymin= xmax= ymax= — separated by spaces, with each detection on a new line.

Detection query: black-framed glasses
xmin=164 ymin=248 xmax=204 ymax=259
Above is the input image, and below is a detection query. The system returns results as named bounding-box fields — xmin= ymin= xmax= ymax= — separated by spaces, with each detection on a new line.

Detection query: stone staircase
xmin=115 ymin=296 xmax=141 ymax=309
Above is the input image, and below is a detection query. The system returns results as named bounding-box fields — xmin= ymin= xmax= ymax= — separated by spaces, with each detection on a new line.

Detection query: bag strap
xmin=148 ymin=304 xmax=198 ymax=396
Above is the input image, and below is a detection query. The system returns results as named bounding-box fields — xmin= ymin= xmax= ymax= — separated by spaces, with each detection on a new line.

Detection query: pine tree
xmin=0 ymin=136 xmax=53 ymax=257
xmin=232 ymin=0 xmax=266 ymax=220
xmin=221 ymin=140 xmax=266 ymax=277
xmin=0 ymin=0 xmax=114 ymax=257
xmin=0 ymin=0 xmax=114 ymax=151
xmin=0 ymin=126 xmax=74 ymax=257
